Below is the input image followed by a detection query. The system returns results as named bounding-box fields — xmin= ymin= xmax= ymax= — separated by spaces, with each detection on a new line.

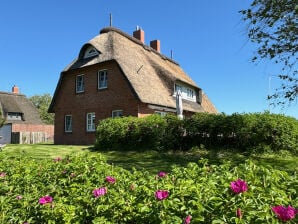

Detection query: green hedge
xmin=95 ymin=113 xmax=298 ymax=152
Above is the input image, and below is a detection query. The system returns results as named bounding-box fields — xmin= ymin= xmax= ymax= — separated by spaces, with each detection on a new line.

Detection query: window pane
xmin=76 ymin=75 xmax=84 ymax=92
xmin=65 ymin=115 xmax=72 ymax=132
xmin=98 ymin=70 xmax=107 ymax=88
xmin=86 ymin=113 xmax=95 ymax=131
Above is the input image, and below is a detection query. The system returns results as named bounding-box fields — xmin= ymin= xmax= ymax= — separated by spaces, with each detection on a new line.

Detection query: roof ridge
xmin=0 ymin=91 xmax=25 ymax=96
xmin=100 ymin=27 xmax=179 ymax=66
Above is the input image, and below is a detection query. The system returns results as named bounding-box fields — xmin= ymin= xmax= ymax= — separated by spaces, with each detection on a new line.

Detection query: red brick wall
xmin=12 ymin=124 xmax=54 ymax=142
xmin=53 ymin=60 xmax=140 ymax=145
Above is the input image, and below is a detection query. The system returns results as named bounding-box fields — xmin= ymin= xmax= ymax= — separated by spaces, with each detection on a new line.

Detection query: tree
xmin=240 ymin=0 xmax=297 ymax=105
xmin=29 ymin=94 xmax=54 ymax=125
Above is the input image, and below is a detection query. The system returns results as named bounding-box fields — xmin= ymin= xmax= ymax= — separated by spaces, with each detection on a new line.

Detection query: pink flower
xmin=16 ymin=195 xmax=23 ymax=200
xmin=155 ymin=190 xmax=169 ymax=200
xmin=93 ymin=187 xmax=107 ymax=197
xmin=236 ymin=208 xmax=242 ymax=219
xmin=184 ymin=215 xmax=192 ymax=224
xmin=272 ymin=205 xmax=298 ymax=222
xmin=39 ymin=195 xmax=53 ymax=205
xmin=230 ymin=179 xmax=248 ymax=194
xmin=106 ymin=176 xmax=116 ymax=184
xmin=158 ymin=171 xmax=167 ymax=178
xmin=0 ymin=172 xmax=6 ymax=178
xmin=53 ymin=157 xmax=62 ymax=162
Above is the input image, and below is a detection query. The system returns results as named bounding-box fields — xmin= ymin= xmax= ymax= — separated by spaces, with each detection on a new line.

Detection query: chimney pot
xmin=12 ymin=85 xmax=19 ymax=94
xmin=133 ymin=28 xmax=145 ymax=44
xmin=150 ymin=40 xmax=161 ymax=53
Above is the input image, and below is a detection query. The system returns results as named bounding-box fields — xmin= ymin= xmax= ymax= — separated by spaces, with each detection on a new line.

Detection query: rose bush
xmin=0 ymin=153 xmax=297 ymax=223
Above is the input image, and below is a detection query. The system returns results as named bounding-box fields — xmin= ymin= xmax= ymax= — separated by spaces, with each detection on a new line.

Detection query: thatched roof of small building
xmin=0 ymin=91 xmax=43 ymax=124
xmin=49 ymin=27 xmax=217 ymax=113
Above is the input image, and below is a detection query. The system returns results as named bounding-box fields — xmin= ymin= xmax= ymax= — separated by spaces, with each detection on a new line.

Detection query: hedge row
xmin=95 ymin=112 xmax=298 ymax=152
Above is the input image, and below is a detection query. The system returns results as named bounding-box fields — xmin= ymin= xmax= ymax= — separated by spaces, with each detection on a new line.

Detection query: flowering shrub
xmin=39 ymin=195 xmax=53 ymax=205
xmin=230 ymin=179 xmax=248 ymax=194
xmin=0 ymin=153 xmax=297 ymax=223
xmin=155 ymin=190 xmax=169 ymax=200
xmin=105 ymin=176 xmax=116 ymax=184
xmin=272 ymin=205 xmax=298 ymax=222
xmin=93 ymin=187 xmax=107 ymax=197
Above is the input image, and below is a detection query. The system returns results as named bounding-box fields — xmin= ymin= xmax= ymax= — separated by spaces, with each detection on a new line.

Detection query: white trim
xmin=174 ymin=83 xmax=196 ymax=102
xmin=86 ymin=112 xmax=96 ymax=132
xmin=98 ymin=70 xmax=108 ymax=89
xmin=64 ymin=115 xmax=72 ymax=133
xmin=76 ymin=74 xmax=84 ymax=93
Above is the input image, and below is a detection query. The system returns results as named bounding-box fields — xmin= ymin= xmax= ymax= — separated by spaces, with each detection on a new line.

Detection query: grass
xmin=1 ymin=144 xmax=297 ymax=174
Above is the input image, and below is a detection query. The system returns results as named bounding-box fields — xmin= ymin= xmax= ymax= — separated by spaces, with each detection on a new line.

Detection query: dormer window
xmin=7 ymin=112 xmax=23 ymax=121
xmin=174 ymin=83 xmax=196 ymax=102
xmin=84 ymin=46 xmax=99 ymax=58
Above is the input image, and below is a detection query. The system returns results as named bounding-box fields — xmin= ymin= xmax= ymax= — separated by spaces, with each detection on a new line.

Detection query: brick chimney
xmin=12 ymin=85 xmax=19 ymax=94
xmin=133 ymin=27 xmax=145 ymax=44
xmin=150 ymin=40 xmax=160 ymax=53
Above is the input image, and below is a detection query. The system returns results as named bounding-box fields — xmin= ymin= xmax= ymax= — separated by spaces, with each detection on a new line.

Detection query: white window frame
xmin=174 ymin=83 xmax=196 ymax=102
xmin=98 ymin=70 xmax=108 ymax=89
xmin=112 ymin=110 xmax=123 ymax=118
xmin=86 ymin=112 xmax=96 ymax=132
xmin=84 ymin=46 xmax=98 ymax=58
xmin=65 ymin=115 xmax=72 ymax=133
xmin=76 ymin=75 xmax=84 ymax=93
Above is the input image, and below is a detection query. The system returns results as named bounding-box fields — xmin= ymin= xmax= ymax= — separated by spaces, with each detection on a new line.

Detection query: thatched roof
xmin=49 ymin=27 xmax=217 ymax=113
xmin=0 ymin=91 xmax=43 ymax=124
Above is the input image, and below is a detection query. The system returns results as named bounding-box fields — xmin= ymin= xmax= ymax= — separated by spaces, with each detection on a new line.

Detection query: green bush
xmin=0 ymin=153 xmax=297 ymax=223
xmin=95 ymin=113 xmax=298 ymax=153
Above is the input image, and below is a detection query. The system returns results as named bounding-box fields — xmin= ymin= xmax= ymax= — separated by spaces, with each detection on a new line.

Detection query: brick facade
xmin=53 ymin=60 xmax=140 ymax=145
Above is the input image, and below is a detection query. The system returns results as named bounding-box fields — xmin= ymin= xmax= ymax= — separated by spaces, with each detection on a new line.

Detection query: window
xmin=174 ymin=83 xmax=196 ymax=102
xmin=186 ymin=88 xmax=194 ymax=99
xmin=65 ymin=115 xmax=72 ymax=132
xmin=86 ymin=112 xmax=96 ymax=132
xmin=84 ymin=46 xmax=98 ymax=58
xmin=112 ymin=110 xmax=123 ymax=118
xmin=7 ymin=112 xmax=22 ymax=121
xmin=155 ymin=111 xmax=167 ymax=117
xmin=98 ymin=70 xmax=108 ymax=89
xmin=76 ymin=75 xmax=84 ymax=93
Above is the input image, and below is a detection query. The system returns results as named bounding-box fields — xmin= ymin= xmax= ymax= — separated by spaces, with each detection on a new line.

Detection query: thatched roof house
xmin=0 ymin=86 xmax=54 ymax=144
xmin=49 ymin=27 xmax=217 ymax=145
xmin=0 ymin=86 xmax=43 ymax=125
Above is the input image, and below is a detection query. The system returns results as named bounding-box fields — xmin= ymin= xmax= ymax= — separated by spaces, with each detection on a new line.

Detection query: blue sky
xmin=0 ymin=1 xmax=297 ymax=118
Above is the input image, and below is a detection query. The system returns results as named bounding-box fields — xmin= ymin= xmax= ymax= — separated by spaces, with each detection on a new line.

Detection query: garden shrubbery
xmin=95 ymin=112 xmax=298 ymax=152
xmin=0 ymin=153 xmax=297 ymax=223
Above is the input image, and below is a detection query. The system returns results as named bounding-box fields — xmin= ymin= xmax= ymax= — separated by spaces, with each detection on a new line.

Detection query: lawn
xmin=1 ymin=144 xmax=297 ymax=174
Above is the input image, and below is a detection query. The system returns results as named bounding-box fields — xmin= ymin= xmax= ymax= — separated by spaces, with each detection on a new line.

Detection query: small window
xmin=76 ymin=75 xmax=84 ymax=93
xmin=174 ymin=83 xmax=196 ymax=102
xmin=155 ymin=111 xmax=167 ymax=117
xmin=112 ymin=110 xmax=123 ymax=118
xmin=65 ymin=115 xmax=72 ymax=132
xmin=7 ymin=112 xmax=22 ymax=121
xmin=86 ymin=112 xmax=96 ymax=132
xmin=84 ymin=46 xmax=98 ymax=58
xmin=98 ymin=70 xmax=108 ymax=89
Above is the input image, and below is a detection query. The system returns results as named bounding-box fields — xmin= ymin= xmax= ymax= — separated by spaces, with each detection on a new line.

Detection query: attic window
xmin=84 ymin=46 xmax=99 ymax=58
xmin=7 ymin=112 xmax=23 ymax=121
xmin=174 ymin=83 xmax=196 ymax=102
